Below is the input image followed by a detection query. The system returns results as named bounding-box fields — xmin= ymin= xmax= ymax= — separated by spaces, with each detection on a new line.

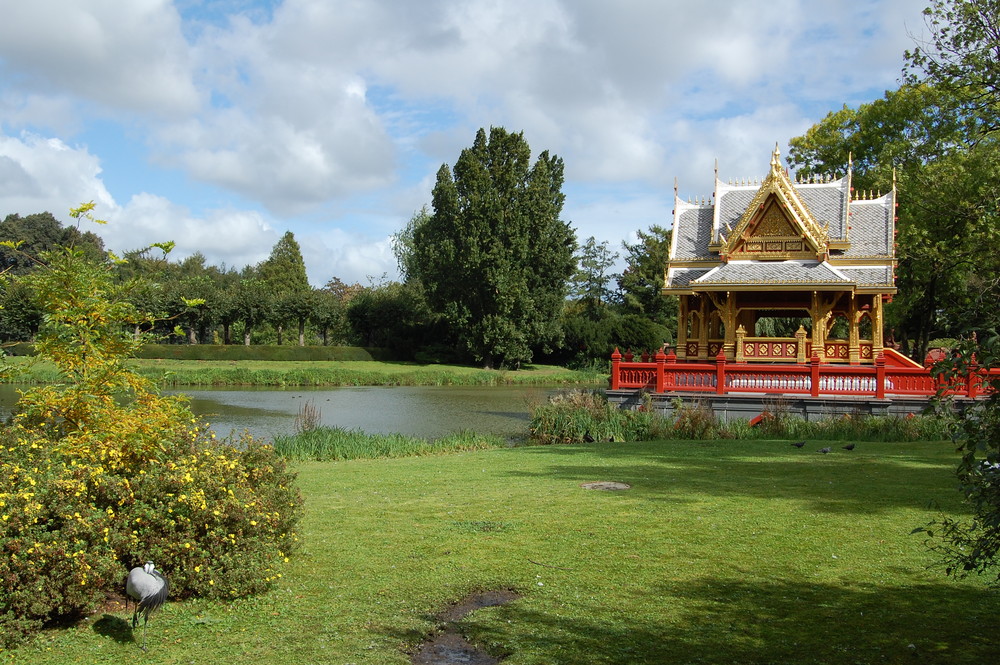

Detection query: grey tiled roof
xmin=844 ymin=197 xmax=893 ymax=257
xmin=715 ymin=187 xmax=756 ymax=236
xmin=671 ymin=205 xmax=714 ymax=259
xmin=666 ymin=268 xmax=713 ymax=288
xmin=836 ymin=266 xmax=895 ymax=287
xmin=692 ymin=261 xmax=851 ymax=286
xmin=797 ymin=178 xmax=849 ymax=239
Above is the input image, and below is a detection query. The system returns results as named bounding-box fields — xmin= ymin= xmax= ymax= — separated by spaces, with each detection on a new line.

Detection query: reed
xmin=528 ymin=389 xmax=674 ymax=444
xmin=271 ymin=426 xmax=506 ymax=461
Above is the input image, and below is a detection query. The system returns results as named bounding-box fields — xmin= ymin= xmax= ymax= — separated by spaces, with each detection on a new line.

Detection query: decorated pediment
xmin=717 ymin=146 xmax=830 ymax=261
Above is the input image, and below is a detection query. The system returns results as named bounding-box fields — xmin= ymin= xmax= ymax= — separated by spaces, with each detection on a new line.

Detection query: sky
xmin=0 ymin=0 xmax=929 ymax=287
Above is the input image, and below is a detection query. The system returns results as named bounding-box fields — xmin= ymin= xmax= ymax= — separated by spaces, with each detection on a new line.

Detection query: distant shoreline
xmin=1 ymin=357 xmax=608 ymax=388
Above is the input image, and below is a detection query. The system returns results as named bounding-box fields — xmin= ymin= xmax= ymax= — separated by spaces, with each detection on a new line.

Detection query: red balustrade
xmin=610 ymin=349 xmax=1000 ymax=399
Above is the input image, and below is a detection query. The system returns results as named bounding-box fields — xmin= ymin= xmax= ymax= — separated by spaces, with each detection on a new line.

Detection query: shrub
xmin=528 ymin=389 xmax=673 ymax=444
xmin=0 ymin=232 xmax=303 ymax=646
xmin=670 ymin=398 xmax=718 ymax=439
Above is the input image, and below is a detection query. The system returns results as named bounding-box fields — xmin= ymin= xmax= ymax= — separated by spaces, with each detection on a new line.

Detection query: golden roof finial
xmin=770 ymin=142 xmax=781 ymax=173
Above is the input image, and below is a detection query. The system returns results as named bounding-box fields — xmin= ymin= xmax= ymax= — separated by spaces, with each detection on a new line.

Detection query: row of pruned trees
xmin=0 ymin=207 xmax=677 ymax=363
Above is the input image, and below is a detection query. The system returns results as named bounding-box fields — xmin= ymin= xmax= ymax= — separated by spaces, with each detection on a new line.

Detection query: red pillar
xmin=611 ymin=348 xmax=621 ymax=390
xmin=655 ymin=347 xmax=667 ymax=393
xmin=665 ymin=351 xmax=677 ymax=390
xmin=968 ymin=361 xmax=979 ymax=399
xmin=875 ymin=353 xmax=886 ymax=399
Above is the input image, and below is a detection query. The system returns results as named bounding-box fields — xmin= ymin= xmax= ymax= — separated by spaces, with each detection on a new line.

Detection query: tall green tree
xmin=410 ymin=127 xmax=576 ymax=369
xmin=569 ymin=236 xmax=619 ymax=319
xmin=259 ymin=231 xmax=310 ymax=344
xmin=618 ymin=224 xmax=676 ymax=330
xmin=0 ymin=212 xmax=105 ymax=274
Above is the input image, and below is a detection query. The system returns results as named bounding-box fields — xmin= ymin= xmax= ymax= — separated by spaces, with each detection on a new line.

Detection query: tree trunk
xmin=299 ymin=319 xmax=306 ymax=346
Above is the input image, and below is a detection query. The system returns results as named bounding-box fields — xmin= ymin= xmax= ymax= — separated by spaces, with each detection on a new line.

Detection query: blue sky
xmin=0 ymin=0 xmax=928 ymax=286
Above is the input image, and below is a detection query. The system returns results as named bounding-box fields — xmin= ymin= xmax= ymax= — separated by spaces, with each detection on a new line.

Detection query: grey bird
xmin=818 ymin=447 xmax=832 ymax=454
xmin=126 ymin=561 xmax=168 ymax=651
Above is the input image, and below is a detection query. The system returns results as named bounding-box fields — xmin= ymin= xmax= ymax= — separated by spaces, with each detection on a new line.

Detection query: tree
xmin=410 ymin=127 xmax=576 ymax=368
xmin=277 ymin=289 xmax=316 ymax=347
xmin=569 ymin=236 xmax=619 ymax=319
xmin=0 ymin=211 xmax=105 ymax=274
xmin=259 ymin=231 xmax=309 ymax=344
xmin=346 ymin=281 xmax=436 ymax=357
xmin=905 ymin=0 xmax=1000 ymax=133
xmin=233 ymin=276 xmax=273 ymax=346
xmin=0 ymin=216 xmax=301 ymax=645
xmin=618 ymin=224 xmax=677 ymax=329
xmin=310 ymin=289 xmax=344 ymax=346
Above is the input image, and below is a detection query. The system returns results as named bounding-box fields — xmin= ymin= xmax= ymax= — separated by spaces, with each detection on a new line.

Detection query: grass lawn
xmin=7 ymin=438 xmax=1000 ymax=664
xmin=1 ymin=356 xmax=603 ymax=387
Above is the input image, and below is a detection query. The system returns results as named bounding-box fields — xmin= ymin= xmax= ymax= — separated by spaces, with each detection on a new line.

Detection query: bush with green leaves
xmin=920 ymin=332 xmax=1000 ymax=585
xmin=0 ymin=225 xmax=302 ymax=646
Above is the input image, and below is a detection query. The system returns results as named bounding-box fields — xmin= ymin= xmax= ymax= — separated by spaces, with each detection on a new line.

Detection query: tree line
xmin=0 ymin=190 xmax=675 ymax=368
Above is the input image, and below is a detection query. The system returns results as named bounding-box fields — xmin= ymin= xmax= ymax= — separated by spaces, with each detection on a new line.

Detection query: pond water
xmin=0 ymin=384 xmax=565 ymax=441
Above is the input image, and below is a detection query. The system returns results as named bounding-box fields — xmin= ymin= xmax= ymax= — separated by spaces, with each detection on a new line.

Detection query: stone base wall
xmin=605 ymin=390 xmax=965 ymax=422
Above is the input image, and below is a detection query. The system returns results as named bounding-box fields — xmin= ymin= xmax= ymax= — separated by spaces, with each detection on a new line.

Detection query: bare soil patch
xmin=580 ymin=480 xmax=631 ymax=491
xmin=410 ymin=589 xmax=520 ymax=665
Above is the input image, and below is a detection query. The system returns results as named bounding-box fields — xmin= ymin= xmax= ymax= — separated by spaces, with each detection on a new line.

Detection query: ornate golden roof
xmin=718 ymin=145 xmax=831 ymax=261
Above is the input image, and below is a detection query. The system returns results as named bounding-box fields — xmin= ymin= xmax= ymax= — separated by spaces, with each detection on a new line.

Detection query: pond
xmin=0 ymin=384 xmax=567 ymax=441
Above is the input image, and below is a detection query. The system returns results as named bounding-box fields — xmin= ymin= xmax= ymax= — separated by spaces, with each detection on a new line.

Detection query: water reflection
xmin=0 ymin=384 xmax=562 ymax=441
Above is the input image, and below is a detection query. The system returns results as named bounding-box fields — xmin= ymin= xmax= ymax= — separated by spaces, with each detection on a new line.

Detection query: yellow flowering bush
xmin=0 ymin=235 xmax=302 ymax=646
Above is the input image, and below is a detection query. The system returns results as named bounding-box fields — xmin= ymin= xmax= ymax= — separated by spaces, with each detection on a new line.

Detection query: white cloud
xmin=0 ymin=132 xmax=115 ymax=216
xmin=0 ymin=0 xmax=199 ymax=117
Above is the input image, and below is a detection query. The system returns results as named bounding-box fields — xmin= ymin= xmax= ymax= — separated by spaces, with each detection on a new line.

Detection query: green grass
xmin=7 ymin=438 xmax=1000 ymax=664
xmin=0 ymin=356 xmax=604 ymax=387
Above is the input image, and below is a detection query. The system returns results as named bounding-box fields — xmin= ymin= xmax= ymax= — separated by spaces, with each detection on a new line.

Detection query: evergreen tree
xmin=259 ymin=231 xmax=309 ymax=344
xmin=618 ymin=225 xmax=677 ymax=329
xmin=411 ymin=127 xmax=576 ymax=369
xmin=569 ymin=236 xmax=619 ymax=320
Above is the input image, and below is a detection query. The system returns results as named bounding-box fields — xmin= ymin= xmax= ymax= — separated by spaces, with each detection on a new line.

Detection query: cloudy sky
xmin=0 ymin=0 xmax=928 ymax=286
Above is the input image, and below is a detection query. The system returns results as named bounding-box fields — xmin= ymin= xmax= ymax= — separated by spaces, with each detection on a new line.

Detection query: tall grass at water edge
xmin=529 ymin=389 xmax=954 ymax=444
xmin=272 ymin=427 xmax=507 ymax=461
xmin=272 ymin=390 xmax=954 ymax=460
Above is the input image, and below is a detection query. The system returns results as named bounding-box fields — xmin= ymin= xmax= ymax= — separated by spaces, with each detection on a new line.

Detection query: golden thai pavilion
xmin=664 ymin=146 xmax=897 ymax=365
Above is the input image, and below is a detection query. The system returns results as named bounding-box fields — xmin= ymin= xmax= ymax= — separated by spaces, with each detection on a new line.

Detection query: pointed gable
xmin=720 ymin=146 xmax=829 ymax=261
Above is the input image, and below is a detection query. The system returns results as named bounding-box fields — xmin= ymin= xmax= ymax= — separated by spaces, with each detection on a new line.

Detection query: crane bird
xmin=125 ymin=561 xmax=168 ymax=651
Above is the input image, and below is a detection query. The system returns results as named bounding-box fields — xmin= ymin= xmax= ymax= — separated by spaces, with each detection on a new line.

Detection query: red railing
xmin=609 ymin=349 xmax=997 ymax=399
